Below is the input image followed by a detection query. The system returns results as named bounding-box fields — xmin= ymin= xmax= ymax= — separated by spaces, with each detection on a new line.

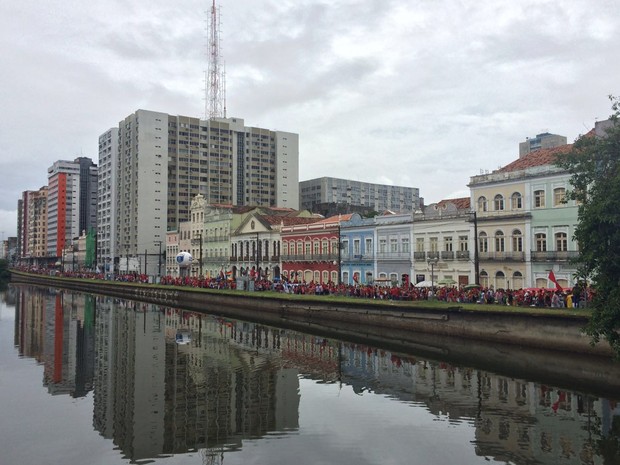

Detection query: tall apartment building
xmin=100 ymin=109 xmax=299 ymax=274
xmin=46 ymin=157 xmax=98 ymax=258
xmin=299 ymin=177 xmax=422 ymax=215
xmin=97 ymin=129 xmax=119 ymax=272
xmin=518 ymin=132 xmax=567 ymax=157
xmin=18 ymin=187 xmax=48 ymax=262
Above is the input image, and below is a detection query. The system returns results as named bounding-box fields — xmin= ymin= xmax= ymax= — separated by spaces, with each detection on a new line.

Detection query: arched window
xmin=313 ymin=240 xmax=320 ymax=255
xmin=511 ymin=192 xmax=522 ymax=210
xmin=534 ymin=190 xmax=545 ymax=208
xmin=494 ymin=194 xmax=505 ymax=211
xmin=495 ymin=230 xmax=505 ymax=252
xmin=478 ymin=196 xmax=488 ymax=212
xmin=512 ymin=229 xmax=523 ymax=252
xmin=479 ymin=232 xmax=488 ymax=253
xmin=480 ymin=270 xmax=489 ymax=288
xmin=322 ymin=239 xmax=329 ymax=255
xmin=554 ymin=187 xmax=566 ymax=206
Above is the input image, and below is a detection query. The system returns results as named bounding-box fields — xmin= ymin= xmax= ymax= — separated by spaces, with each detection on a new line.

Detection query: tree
xmin=556 ymin=95 xmax=620 ymax=356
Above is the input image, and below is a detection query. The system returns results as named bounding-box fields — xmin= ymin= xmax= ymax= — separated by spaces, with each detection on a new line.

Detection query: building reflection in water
xmin=12 ymin=285 xmax=620 ymax=464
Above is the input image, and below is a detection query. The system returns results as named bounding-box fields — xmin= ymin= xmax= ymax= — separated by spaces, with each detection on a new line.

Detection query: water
xmin=1 ymin=284 xmax=619 ymax=465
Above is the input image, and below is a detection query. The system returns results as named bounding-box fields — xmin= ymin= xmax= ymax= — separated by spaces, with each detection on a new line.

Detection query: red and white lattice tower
xmin=206 ymin=0 xmax=226 ymax=119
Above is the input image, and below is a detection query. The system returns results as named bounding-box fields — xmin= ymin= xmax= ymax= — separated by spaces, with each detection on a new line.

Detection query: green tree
xmin=0 ymin=259 xmax=10 ymax=282
xmin=556 ymin=96 xmax=620 ymax=356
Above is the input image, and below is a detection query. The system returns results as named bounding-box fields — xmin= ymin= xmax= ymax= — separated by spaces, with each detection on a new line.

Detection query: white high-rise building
xmin=97 ymin=128 xmax=119 ymax=273
xmin=99 ymin=110 xmax=299 ymax=275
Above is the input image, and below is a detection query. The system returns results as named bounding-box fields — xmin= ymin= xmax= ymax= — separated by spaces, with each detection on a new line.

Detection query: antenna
xmin=206 ymin=0 xmax=226 ymax=119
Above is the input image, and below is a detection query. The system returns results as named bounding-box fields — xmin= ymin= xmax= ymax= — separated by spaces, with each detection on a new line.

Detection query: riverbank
xmin=10 ymin=270 xmax=608 ymax=358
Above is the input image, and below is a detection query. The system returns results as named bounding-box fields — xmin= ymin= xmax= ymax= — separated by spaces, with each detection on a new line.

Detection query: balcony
xmin=441 ymin=251 xmax=454 ymax=260
xmin=342 ymin=253 xmax=374 ymax=262
xmin=280 ymin=253 xmax=339 ymax=262
xmin=413 ymin=252 xmax=426 ymax=260
xmin=456 ymin=250 xmax=470 ymax=260
xmin=479 ymin=252 xmax=526 ymax=261
xmin=530 ymin=251 xmax=579 ymax=262
xmin=376 ymin=252 xmax=412 ymax=261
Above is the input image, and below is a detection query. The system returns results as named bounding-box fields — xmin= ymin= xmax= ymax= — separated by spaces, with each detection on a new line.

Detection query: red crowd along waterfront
xmin=14 ymin=266 xmax=591 ymax=309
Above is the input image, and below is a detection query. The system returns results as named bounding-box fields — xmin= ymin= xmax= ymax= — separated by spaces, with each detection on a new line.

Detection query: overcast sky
xmin=1 ymin=0 xmax=618 ymax=238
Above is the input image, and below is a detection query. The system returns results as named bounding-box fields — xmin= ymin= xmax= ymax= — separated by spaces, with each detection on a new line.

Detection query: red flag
xmin=548 ymin=270 xmax=563 ymax=291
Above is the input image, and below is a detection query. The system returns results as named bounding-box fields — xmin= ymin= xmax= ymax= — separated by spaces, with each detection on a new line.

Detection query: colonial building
xmin=468 ymin=144 xmax=578 ymax=289
xmin=412 ymin=199 xmax=473 ymax=287
xmin=281 ymin=214 xmax=353 ymax=284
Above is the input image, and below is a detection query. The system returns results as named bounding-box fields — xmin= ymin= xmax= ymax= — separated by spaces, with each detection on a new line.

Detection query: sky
xmin=1 ymin=0 xmax=619 ymax=238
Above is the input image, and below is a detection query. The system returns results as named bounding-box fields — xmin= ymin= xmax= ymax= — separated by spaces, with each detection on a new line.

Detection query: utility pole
xmin=155 ymin=241 xmax=162 ymax=277
xmin=144 ymin=249 xmax=147 ymax=275
xmin=255 ymin=232 xmax=260 ymax=279
xmin=471 ymin=211 xmax=480 ymax=285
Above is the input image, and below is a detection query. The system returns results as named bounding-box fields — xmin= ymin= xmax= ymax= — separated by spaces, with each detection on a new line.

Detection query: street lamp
xmin=428 ymin=257 xmax=438 ymax=288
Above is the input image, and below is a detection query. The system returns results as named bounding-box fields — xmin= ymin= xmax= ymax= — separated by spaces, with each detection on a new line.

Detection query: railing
xmin=479 ymin=252 xmax=526 ymax=261
xmin=456 ymin=250 xmax=470 ymax=260
xmin=342 ymin=253 xmax=374 ymax=262
xmin=530 ymin=251 xmax=579 ymax=262
xmin=441 ymin=251 xmax=454 ymax=260
xmin=280 ymin=253 xmax=339 ymax=262
xmin=376 ymin=252 xmax=412 ymax=260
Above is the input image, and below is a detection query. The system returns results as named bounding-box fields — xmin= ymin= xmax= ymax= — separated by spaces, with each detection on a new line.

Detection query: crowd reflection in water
xmin=11 ymin=285 xmax=620 ymax=464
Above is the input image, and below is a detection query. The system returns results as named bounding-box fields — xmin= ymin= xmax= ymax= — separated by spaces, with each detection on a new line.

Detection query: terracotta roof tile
xmin=436 ymin=197 xmax=471 ymax=210
xmin=498 ymin=144 xmax=572 ymax=173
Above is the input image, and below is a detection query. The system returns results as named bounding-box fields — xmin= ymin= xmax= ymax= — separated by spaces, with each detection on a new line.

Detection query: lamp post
xmin=428 ymin=257 xmax=438 ymax=288
xmin=336 ymin=224 xmax=342 ymax=285
xmin=469 ymin=211 xmax=480 ymax=285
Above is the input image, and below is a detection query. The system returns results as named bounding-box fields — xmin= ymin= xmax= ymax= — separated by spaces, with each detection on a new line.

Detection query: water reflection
xmin=9 ymin=284 xmax=620 ymax=464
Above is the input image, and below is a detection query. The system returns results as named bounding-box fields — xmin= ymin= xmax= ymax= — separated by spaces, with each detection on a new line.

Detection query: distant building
xmin=519 ymin=132 xmax=567 ymax=158
xmin=46 ymin=157 xmax=98 ymax=259
xmin=100 ymin=110 xmax=299 ymax=275
xmin=18 ymin=187 xmax=48 ymax=264
xmin=299 ymin=177 xmax=422 ymax=215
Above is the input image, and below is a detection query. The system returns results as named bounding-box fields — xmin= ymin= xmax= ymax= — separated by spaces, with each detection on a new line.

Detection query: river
xmin=1 ymin=284 xmax=618 ymax=465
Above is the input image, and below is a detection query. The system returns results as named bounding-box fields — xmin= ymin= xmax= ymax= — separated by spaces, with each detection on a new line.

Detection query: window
xmin=379 ymin=239 xmax=387 ymax=253
xmin=495 ymin=230 xmax=505 ymax=252
xmin=479 ymin=232 xmax=488 ymax=253
xmin=365 ymin=238 xmax=372 ymax=254
xmin=416 ymin=237 xmax=425 ymax=252
xmin=353 ymin=239 xmax=361 ymax=255
xmin=512 ymin=229 xmax=523 ymax=252
xmin=401 ymin=238 xmax=410 ymax=253
xmin=459 ymin=235 xmax=468 ymax=251
xmin=444 ymin=236 xmax=453 ymax=251
xmin=555 ymin=232 xmax=568 ymax=251
xmin=390 ymin=238 xmax=398 ymax=253
xmin=534 ymin=190 xmax=545 ymax=208
xmin=494 ymin=194 xmax=504 ymax=211
xmin=478 ymin=196 xmax=488 ymax=212
xmin=535 ymin=233 xmax=547 ymax=252
xmin=430 ymin=237 xmax=438 ymax=252
xmin=511 ymin=192 xmax=522 ymax=209
xmin=553 ymin=187 xmax=566 ymax=206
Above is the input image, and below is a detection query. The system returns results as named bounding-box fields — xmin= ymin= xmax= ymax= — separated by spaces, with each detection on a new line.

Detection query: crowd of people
xmin=15 ymin=265 xmax=590 ymax=309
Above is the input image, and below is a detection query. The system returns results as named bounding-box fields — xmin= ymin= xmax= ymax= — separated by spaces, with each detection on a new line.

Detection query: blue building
xmin=340 ymin=213 xmax=376 ymax=285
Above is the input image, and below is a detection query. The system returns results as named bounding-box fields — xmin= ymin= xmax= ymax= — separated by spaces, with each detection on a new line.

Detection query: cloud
xmin=0 ymin=0 xmax=619 ymax=239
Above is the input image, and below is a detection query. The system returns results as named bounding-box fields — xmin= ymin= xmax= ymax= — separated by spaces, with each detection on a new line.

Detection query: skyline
xmin=1 ymin=0 xmax=619 ymax=237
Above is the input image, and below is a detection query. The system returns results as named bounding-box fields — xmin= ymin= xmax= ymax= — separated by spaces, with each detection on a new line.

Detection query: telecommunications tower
xmin=206 ymin=0 xmax=226 ymax=119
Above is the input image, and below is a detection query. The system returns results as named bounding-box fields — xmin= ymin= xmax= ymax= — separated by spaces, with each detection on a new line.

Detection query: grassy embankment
xmin=17 ymin=272 xmax=591 ymax=319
